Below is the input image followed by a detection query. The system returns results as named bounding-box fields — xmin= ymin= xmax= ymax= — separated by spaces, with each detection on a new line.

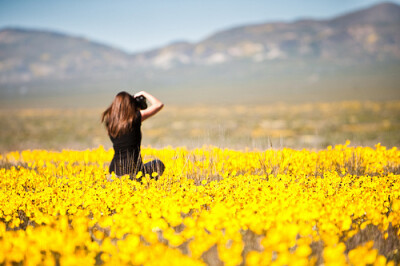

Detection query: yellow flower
xmin=0 ymin=144 xmax=398 ymax=265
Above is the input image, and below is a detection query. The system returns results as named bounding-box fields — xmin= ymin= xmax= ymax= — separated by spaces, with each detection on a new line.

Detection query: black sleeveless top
xmin=109 ymin=110 xmax=142 ymax=176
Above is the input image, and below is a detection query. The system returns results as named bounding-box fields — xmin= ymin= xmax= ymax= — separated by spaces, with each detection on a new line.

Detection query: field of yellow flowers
xmin=0 ymin=142 xmax=399 ymax=265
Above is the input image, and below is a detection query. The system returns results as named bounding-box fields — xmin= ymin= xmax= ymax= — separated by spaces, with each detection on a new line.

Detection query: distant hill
xmin=0 ymin=2 xmax=400 ymax=107
xmin=0 ymin=28 xmax=133 ymax=84
xmin=136 ymin=2 xmax=400 ymax=68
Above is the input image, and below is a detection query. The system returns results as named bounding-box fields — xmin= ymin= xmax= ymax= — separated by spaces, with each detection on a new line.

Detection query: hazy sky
xmin=0 ymin=0 xmax=398 ymax=53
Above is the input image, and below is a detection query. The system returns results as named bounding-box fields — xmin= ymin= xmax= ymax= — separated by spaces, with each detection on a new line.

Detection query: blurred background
xmin=0 ymin=0 xmax=399 ymax=152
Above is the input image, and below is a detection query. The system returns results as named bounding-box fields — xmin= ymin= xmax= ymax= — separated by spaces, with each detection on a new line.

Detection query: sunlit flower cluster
xmin=0 ymin=142 xmax=399 ymax=265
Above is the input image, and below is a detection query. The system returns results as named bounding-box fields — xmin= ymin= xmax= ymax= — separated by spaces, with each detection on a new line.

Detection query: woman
xmin=102 ymin=91 xmax=165 ymax=181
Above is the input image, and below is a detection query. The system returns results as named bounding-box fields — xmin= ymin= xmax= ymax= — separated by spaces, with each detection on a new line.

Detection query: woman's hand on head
xmin=134 ymin=91 xmax=146 ymax=98
xmin=134 ymin=91 xmax=164 ymax=122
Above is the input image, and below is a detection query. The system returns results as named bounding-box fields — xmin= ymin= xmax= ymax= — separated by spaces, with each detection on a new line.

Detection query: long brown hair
xmin=102 ymin=91 xmax=137 ymax=138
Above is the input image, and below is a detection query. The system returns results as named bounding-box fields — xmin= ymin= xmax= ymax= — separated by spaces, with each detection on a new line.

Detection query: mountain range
xmin=137 ymin=2 xmax=400 ymax=68
xmin=0 ymin=2 xmax=400 ymax=106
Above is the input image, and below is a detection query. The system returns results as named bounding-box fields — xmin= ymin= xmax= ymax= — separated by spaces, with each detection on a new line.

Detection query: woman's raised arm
xmin=134 ymin=91 xmax=164 ymax=122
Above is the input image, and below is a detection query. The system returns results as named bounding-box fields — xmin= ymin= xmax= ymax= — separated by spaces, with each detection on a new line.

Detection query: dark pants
xmin=136 ymin=159 xmax=165 ymax=181
xmin=109 ymin=158 xmax=165 ymax=182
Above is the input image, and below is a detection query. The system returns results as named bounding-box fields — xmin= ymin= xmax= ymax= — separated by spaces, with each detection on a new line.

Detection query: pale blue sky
xmin=0 ymin=0 xmax=398 ymax=53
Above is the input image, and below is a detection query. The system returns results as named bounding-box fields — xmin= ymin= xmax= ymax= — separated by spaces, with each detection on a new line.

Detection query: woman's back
xmin=109 ymin=110 xmax=142 ymax=176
